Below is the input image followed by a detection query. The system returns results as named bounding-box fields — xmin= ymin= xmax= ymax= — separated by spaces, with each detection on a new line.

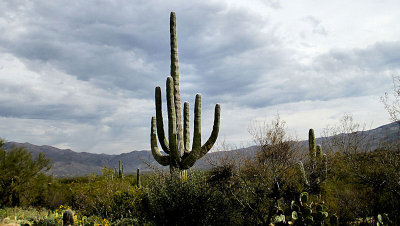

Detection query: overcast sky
xmin=0 ymin=0 xmax=399 ymax=154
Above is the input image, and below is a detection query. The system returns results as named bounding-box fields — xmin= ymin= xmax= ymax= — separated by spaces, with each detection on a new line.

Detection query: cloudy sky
xmin=0 ymin=0 xmax=399 ymax=154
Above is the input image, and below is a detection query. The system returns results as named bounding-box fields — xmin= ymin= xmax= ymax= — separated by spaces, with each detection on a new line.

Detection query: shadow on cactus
xmin=150 ymin=12 xmax=221 ymax=175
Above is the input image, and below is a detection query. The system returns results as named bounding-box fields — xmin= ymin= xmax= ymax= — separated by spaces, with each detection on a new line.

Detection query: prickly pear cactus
xmin=150 ymin=12 xmax=220 ymax=176
xmin=289 ymin=192 xmax=336 ymax=225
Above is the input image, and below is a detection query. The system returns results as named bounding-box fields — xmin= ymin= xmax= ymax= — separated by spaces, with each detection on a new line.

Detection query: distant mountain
xmin=3 ymin=121 xmax=399 ymax=178
xmin=3 ymin=142 xmax=157 ymax=177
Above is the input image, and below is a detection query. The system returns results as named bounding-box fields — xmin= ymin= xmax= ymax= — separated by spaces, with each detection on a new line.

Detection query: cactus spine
xmin=151 ymin=12 xmax=221 ymax=174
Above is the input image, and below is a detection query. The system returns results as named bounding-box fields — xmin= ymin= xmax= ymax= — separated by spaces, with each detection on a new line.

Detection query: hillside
xmin=3 ymin=121 xmax=399 ymax=177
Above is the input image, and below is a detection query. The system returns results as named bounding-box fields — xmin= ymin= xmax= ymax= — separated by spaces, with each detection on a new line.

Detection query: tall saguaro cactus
xmin=150 ymin=12 xmax=221 ymax=174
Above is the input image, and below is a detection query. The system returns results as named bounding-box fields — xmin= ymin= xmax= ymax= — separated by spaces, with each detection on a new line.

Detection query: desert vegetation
xmin=1 ymin=113 xmax=399 ymax=225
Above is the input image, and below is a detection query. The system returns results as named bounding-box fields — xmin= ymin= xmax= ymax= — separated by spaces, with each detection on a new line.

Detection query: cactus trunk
xmin=137 ymin=168 xmax=141 ymax=187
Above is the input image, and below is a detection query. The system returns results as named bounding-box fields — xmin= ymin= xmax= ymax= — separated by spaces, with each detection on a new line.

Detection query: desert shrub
xmin=0 ymin=206 xmax=114 ymax=225
xmin=225 ymin=115 xmax=303 ymax=224
xmin=66 ymin=167 xmax=145 ymax=223
xmin=322 ymin=115 xmax=400 ymax=224
xmin=142 ymin=171 xmax=240 ymax=225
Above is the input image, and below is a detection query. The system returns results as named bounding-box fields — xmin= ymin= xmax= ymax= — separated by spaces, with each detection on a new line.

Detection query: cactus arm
xmin=201 ymin=104 xmax=220 ymax=153
xmin=316 ymin=145 xmax=322 ymax=158
xmin=309 ymin=129 xmax=316 ymax=164
xmin=181 ymin=95 xmax=201 ymax=169
xmin=155 ymin=86 xmax=170 ymax=154
xmin=298 ymin=161 xmax=309 ymax=186
xmin=309 ymin=129 xmax=315 ymax=155
xmin=322 ymin=154 xmax=328 ymax=180
xmin=181 ymin=103 xmax=220 ymax=169
xmin=151 ymin=117 xmax=170 ymax=166
xmin=192 ymin=94 xmax=202 ymax=151
xmin=170 ymin=12 xmax=185 ymax=158
xmin=183 ymin=101 xmax=191 ymax=154
xmin=166 ymin=76 xmax=180 ymax=169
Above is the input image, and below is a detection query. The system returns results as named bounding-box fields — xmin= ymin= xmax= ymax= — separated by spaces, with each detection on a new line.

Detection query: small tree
xmin=381 ymin=75 xmax=400 ymax=125
xmin=231 ymin=115 xmax=301 ymax=224
xmin=0 ymin=140 xmax=51 ymax=207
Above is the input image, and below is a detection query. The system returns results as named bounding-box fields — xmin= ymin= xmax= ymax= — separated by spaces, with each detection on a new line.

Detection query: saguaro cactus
xmin=299 ymin=129 xmax=328 ymax=194
xmin=150 ymin=12 xmax=221 ymax=174
xmin=136 ymin=168 xmax=141 ymax=187
xmin=112 ymin=161 xmax=124 ymax=179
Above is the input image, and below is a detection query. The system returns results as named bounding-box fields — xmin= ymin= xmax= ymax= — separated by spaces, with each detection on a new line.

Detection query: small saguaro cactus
xmin=136 ymin=168 xmax=141 ymax=187
xmin=298 ymin=129 xmax=328 ymax=194
xmin=117 ymin=160 xmax=124 ymax=178
xmin=150 ymin=12 xmax=221 ymax=175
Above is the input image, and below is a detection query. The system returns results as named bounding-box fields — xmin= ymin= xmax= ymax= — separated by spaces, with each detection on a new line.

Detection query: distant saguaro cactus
xmin=298 ymin=129 xmax=327 ymax=194
xmin=118 ymin=160 xmax=124 ymax=178
xmin=150 ymin=12 xmax=221 ymax=175
xmin=136 ymin=168 xmax=141 ymax=187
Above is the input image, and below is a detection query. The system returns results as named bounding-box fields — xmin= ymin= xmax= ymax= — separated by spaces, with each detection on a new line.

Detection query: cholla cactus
xmin=150 ymin=12 xmax=220 ymax=175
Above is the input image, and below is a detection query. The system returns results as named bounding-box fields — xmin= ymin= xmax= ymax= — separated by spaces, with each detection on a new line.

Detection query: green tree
xmin=0 ymin=140 xmax=51 ymax=207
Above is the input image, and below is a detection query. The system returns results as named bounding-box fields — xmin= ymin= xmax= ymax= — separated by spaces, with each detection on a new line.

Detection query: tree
xmin=228 ymin=115 xmax=302 ymax=224
xmin=0 ymin=140 xmax=51 ymax=207
xmin=381 ymin=75 xmax=400 ymax=124
xmin=322 ymin=115 xmax=400 ymax=224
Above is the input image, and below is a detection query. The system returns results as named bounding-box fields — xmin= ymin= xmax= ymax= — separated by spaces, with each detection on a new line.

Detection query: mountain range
xmin=3 ymin=121 xmax=399 ymax=178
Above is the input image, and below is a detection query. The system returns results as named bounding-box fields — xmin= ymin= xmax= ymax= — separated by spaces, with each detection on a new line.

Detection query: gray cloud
xmin=0 ymin=0 xmax=281 ymax=102
xmin=0 ymin=0 xmax=398 ymax=153
xmin=233 ymin=41 xmax=400 ymax=108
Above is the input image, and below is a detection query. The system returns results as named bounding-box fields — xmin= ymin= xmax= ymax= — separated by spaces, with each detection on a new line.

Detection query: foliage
xmin=1 ymin=113 xmax=399 ymax=225
xmin=217 ymin=115 xmax=304 ymax=225
xmin=0 ymin=140 xmax=51 ymax=207
xmin=141 ymin=171 xmax=240 ymax=225
xmin=66 ymin=167 xmax=146 ymax=223
xmin=0 ymin=206 xmax=111 ymax=225
xmin=322 ymin=115 xmax=400 ymax=224
xmin=382 ymin=75 xmax=400 ymax=123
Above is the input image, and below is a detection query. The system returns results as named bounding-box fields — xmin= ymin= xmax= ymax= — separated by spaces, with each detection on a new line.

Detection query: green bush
xmin=142 ymin=171 xmax=240 ymax=225
xmin=0 ymin=140 xmax=51 ymax=207
xmin=66 ymin=167 xmax=145 ymax=223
